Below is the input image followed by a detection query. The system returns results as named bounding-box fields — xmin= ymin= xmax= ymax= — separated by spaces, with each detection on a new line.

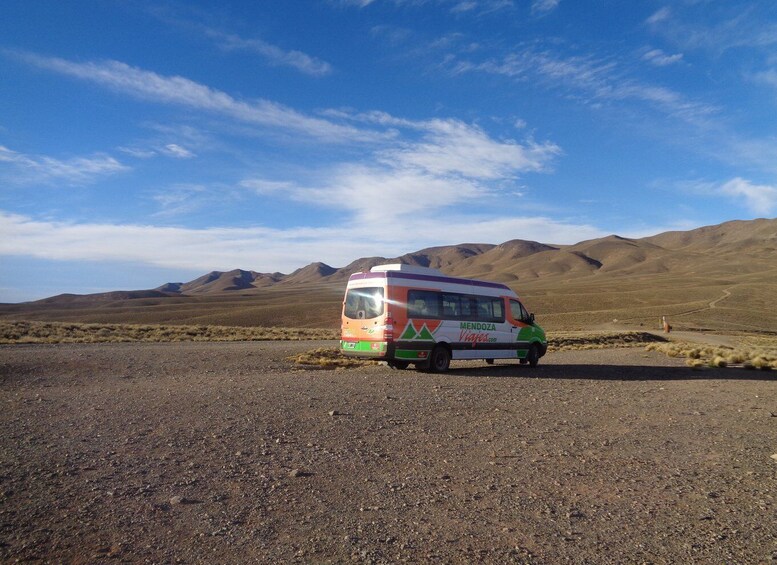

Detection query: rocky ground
xmin=1 ymin=341 xmax=776 ymax=564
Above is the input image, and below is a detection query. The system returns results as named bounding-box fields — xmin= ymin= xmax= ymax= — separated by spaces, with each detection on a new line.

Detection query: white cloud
xmin=754 ymin=68 xmax=777 ymax=90
xmin=531 ymin=0 xmax=559 ymax=15
xmin=13 ymin=51 xmax=382 ymax=143
xmin=204 ymin=29 xmax=332 ymax=77
xmin=381 ymin=118 xmax=560 ymax=178
xmin=451 ymin=2 xmax=477 ymax=14
xmin=340 ymin=0 xmax=376 ymax=7
xmin=642 ymin=48 xmax=683 ymax=67
xmin=239 ymin=179 xmax=297 ymax=195
xmin=646 ymin=7 xmax=671 ymax=25
xmin=118 ymin=146 xmax=157 ymax=159
xmin=0 ymin=145 xmax=129 ymax=185
xmin=304 ymin=164 xmax=483 ymax=223
xmin=718 ymin=177 xmax=777 ymax=215
xmin=152 ymin=184 xmax=209 ymax=217
xmin=0 ymin=210 xmax=605 ymax=273
xmin=677 ymin=177 xmax=777 ymax=216
xmin=162 ymin=144 xmax=195 ymax=159
xmin=240 ymin=116 xmax=561 ymax=225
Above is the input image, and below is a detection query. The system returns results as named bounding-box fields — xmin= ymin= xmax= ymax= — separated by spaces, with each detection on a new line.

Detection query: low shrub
xmin=647 ymin=337 xmax=776 ymax=372
xmin=289 ymin=347 xmax=379 ymax=369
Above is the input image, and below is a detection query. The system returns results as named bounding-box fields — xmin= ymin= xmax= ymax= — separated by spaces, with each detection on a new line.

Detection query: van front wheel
xmin=527 ymin=344 xmax=540 ymax=368
xmin=429 ymin=346 xmax=451 ymax=373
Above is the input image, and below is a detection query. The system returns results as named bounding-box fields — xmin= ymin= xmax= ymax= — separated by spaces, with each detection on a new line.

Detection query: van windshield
xmin=344 ymin=287 xmax=385 ymax=320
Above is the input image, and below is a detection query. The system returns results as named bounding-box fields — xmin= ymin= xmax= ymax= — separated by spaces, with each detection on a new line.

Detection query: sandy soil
xmin=1 ymin=341 xmax=776 ymax=564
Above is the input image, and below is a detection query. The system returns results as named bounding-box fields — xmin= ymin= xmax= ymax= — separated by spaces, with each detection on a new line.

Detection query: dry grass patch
xmin=0 ymin=320 xmax=337 ymax=344
xmin=289 ymin=347 xmax=380 ymax=369
xmin=646 ymin=339 xmax=777 ymax=371
xmin=549 ymin=331 xmax=667 ymax=351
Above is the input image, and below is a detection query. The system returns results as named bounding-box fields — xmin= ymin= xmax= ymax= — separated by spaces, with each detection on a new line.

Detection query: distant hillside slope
xmin=2 ymin=218 xmax=775 ymax=333
xmin=16 ymin=217 xmax=777 ymax=299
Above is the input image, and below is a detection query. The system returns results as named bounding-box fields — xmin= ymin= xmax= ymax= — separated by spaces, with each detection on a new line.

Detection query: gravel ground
xmin=1 ymin=341 xmax=776 ymax=564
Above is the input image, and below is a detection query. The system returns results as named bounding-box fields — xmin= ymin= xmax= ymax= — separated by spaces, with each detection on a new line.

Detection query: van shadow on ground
xmin=436 ymin=363 xmax=775 ymax=382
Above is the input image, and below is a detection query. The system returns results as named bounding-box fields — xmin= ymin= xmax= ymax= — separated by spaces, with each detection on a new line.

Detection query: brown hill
xmin=283 ymin=263 xmax=337 ymax=285
xmin=2 ymin=218 xmax=776 ymax=332
xmin=645 ymin=218 xmax=777 ymax=254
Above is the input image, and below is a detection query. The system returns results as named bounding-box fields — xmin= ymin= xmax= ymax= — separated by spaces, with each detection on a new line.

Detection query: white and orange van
xmin=340 ymin=264 xmax=547 ymax=372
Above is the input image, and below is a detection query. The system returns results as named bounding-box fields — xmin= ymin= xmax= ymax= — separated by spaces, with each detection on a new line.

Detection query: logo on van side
xmin=399 ymin=320 xmax=441 ymax=341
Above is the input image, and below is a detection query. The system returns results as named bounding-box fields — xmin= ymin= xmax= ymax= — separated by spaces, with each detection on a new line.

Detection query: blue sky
xmin=2 ymin=1 xmax=777 ymax=301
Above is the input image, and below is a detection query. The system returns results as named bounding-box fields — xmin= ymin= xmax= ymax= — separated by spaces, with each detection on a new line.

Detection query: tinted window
xmin=344 ymin=287 xmax=384 ymax=320
xmin=442 ymin=293 xmax=473 ymax=319
xmin=408 ymin=290 xmax=439 ymax=318
xmin=474 ymin=296 xmax=505 ymax=323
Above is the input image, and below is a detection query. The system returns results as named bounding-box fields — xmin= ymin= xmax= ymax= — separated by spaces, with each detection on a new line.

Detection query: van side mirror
xmin=529 ymin=313 xmax=535 ymax=324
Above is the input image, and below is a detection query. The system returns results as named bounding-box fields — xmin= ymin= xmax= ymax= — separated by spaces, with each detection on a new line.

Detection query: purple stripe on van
xmin=348 ymin=270 xmax=511 ymax=290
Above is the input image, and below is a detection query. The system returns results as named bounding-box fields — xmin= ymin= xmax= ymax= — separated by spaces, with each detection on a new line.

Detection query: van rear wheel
xmin=388 ymin=360 xmax=409 ymax=370
xmin=429 ymin=346 xmax=451 ymax=373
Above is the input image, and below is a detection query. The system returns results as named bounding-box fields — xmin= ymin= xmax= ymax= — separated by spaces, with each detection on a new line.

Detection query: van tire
xmin=429 ymin=345 xmax=451 ymax=373
xmin=527 ymin=344 xmax=540 ymax=368
xmin=388 ymin=360 xmax=409 ymax=370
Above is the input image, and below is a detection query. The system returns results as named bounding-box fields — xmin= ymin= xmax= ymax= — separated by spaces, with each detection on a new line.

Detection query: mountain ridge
xmin=22 ymin=217 xmax=777 ymax=303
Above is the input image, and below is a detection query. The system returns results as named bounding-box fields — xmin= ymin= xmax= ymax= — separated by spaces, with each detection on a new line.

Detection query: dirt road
xmin=2 ymin=341 xmax=776 ymax=563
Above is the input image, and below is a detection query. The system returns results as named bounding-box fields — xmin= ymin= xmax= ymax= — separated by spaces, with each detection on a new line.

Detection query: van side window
xmin=474 ymin=296 xmax=505 ymax=323
xmin=408 ymin=290 xmax=439 ymax=318
xmin=442 ymin=293 xmax=473 ymax=319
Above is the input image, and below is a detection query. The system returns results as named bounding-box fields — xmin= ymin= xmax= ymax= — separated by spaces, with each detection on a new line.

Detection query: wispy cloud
xmin=343 ymin=0 xmax=513 ymax=15
xmin=641 ymin=48 xmax=683 ymax=67
xmin=119 ymin=142 xmax=196 ymax=160
xmin=754 ymin=68 xmax=777 ymax=91
xmin=203 ymin=28 xmax=332 ymax=77
xmin=152 ymin=183 xmax=210 ymax=217
xmin=161 ymin=144 xmax=195 ymax=159
xmin=0 ymin=145 xmax=129 ymax=185
xmin=646 ymin=4 xmax=777 ymax=53
xmin=451 ymin=45 xmax=717 ymax=125
xmin=646 ymin=7 xmax=671 ymax=26
xmin=239 ymin=179 xmax=297 ymax=195
xmin=10 ymin=51 xmax=381 ymax=143
xmin=531 ymin=0 xmax=559 ymax=16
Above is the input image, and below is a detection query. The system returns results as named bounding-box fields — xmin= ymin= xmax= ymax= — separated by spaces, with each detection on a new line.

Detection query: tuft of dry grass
xmin=0 ymin=320 xmax=338 ymax=344
xmin=289 ymin=347 xmax=379 ymax=369
xmin=646 ymin=338 xmax=776 ymax=371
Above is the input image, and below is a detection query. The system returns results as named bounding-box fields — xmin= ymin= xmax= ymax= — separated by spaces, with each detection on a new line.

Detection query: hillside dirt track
xmin=1 ymin=341 xmax=776 ymax=564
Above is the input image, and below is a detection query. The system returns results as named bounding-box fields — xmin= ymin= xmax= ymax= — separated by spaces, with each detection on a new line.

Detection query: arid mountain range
xmin=3 ymin=218 xmax=776 ymax=332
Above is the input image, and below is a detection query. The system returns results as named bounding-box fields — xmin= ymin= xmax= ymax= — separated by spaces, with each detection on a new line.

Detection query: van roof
xmin=369 ymin=264 xmax=442 ymax=275
xmin=351 ymin=264 xmax=512 ymax=292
